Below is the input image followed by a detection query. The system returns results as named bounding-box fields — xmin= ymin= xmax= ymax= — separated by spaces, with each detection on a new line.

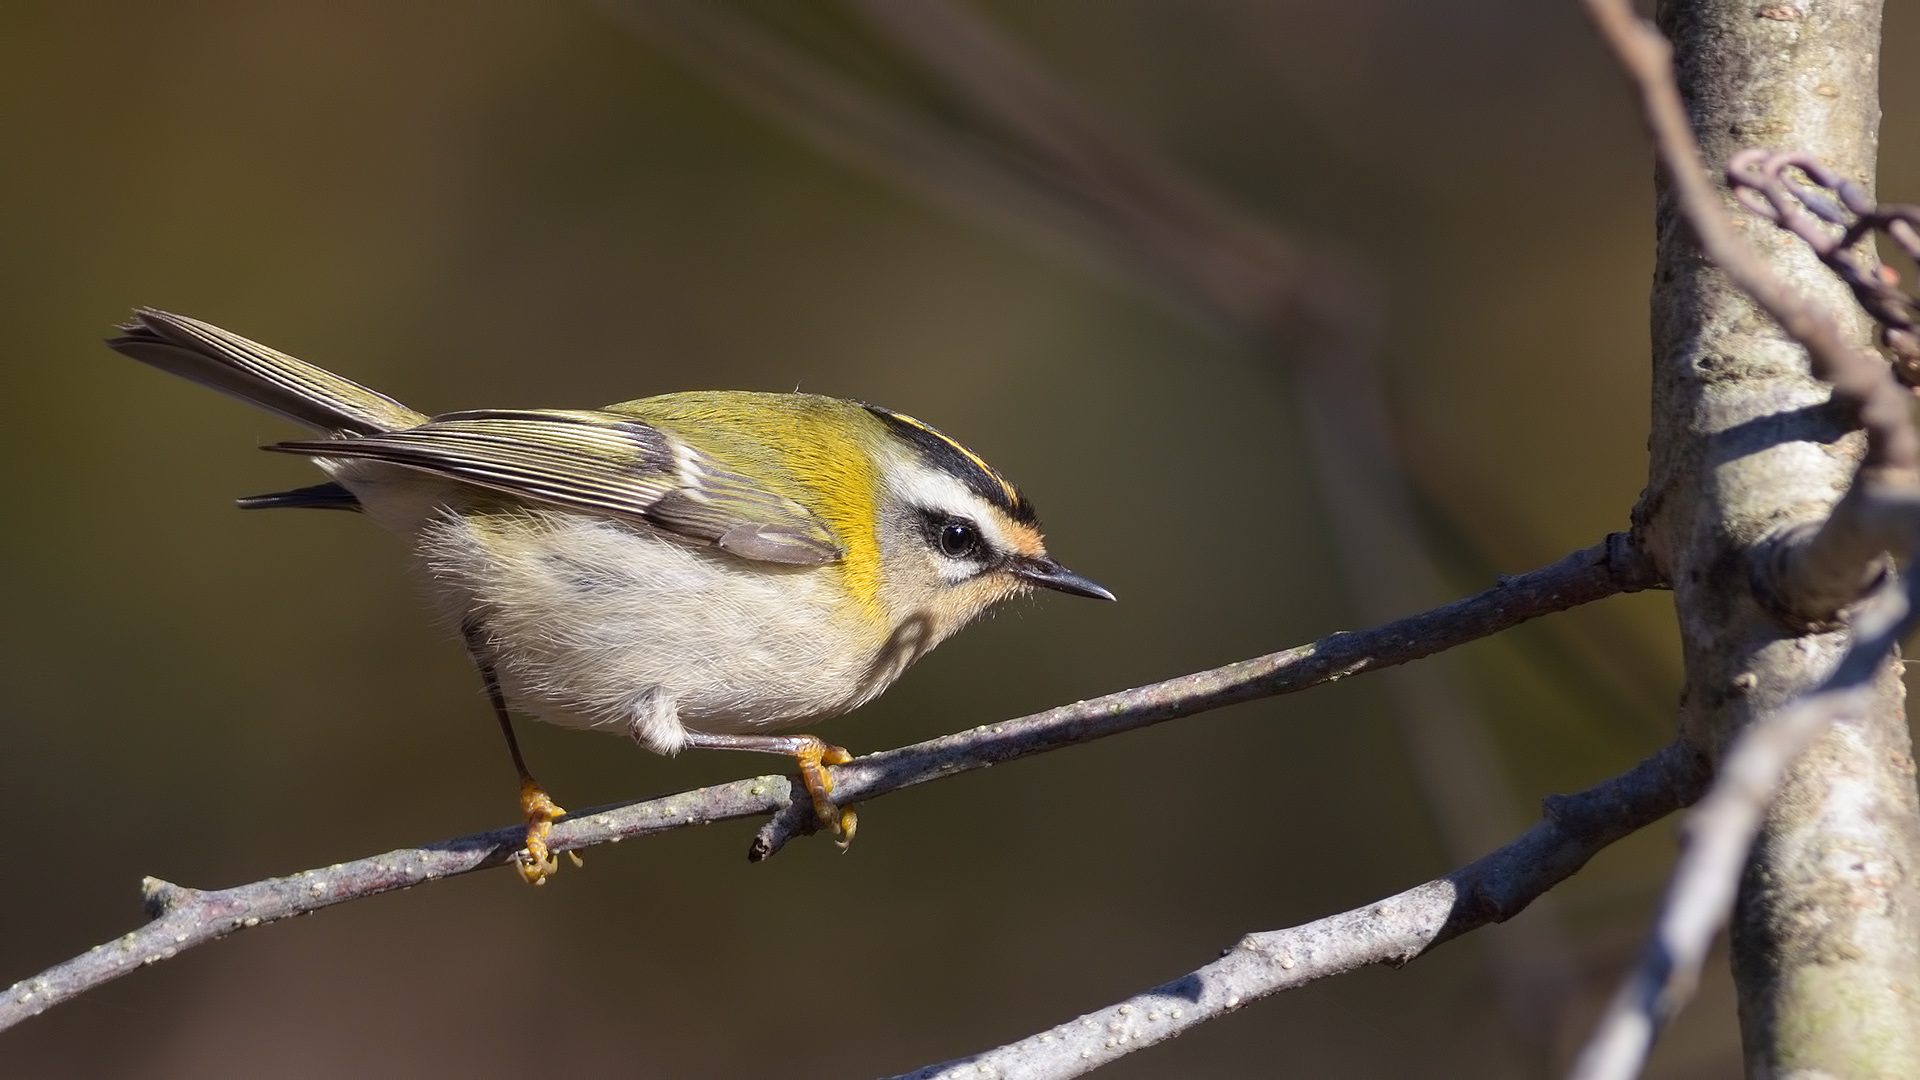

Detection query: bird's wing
xmin=269 ymin=409 xmax=844 ymax=565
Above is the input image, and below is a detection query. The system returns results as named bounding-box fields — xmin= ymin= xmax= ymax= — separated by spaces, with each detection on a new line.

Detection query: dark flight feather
xmin=271 ymin=409 xmax=843 ymax=566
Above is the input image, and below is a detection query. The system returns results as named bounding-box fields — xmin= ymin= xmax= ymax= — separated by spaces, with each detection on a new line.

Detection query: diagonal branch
xmin=1724 ymin=148 xmax=1920 ymax=622
xmin=583 ymin=0 xmax=1251 ymax=336
xmin=0 ymin=535 xmax=1659 ymax=1034
xmin=845 ymin=0 xmax=1314 ymax=329
xmin=889 ymin=739 xmax=1709 ymax=1080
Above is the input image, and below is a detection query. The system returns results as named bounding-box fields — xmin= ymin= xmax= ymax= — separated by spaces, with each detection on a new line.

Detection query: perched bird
xmin=109 ymin=309 xmax=1113 ymax=881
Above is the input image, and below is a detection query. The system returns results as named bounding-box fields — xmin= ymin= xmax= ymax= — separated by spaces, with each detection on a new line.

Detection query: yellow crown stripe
xmin=882 ymin=410 xmax=1020 ymax=507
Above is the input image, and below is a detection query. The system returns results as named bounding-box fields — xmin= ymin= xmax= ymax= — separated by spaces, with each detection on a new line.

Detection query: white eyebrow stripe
xmin=887 ymin=466 xmax=1018 ymax=553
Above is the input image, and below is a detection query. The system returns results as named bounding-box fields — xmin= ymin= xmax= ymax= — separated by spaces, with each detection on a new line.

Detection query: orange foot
xmin=791 ymin=737 xmax=859 ymax=849
xmin=515 ymin=778 xmax=582 ymax=884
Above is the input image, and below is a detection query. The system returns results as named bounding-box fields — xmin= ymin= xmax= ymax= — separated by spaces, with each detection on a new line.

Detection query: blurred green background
xmin=3 ymin=1 xmax=1914 ymax=1076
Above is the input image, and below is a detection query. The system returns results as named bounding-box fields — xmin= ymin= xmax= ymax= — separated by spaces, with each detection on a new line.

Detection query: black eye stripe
xmin=862 ymin=404 xmax=1038 ymax=525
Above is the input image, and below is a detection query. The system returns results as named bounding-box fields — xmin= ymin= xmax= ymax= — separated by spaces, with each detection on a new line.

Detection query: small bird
xmin=109 ymin=309 xmax=1113 ymax=881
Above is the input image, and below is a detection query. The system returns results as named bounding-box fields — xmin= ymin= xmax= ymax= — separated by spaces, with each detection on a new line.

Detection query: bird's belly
xmin=416 ymin=509 xmax=889 ymax=741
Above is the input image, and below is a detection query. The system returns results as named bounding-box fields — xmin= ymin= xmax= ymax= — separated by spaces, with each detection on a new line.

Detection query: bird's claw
xmin=515 ymin=779 xmax=577 ymax=885
xmin=792 ymin=739 xmax=858 ymax=849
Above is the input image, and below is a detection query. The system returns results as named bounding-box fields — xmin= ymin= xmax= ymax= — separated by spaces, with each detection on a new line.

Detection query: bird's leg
xmin=680 ymin=731 xmax=858 ymax=848
xmin=494 ymin=693 xmax=576 ymax=884
xmin=464 ymin=623 xmax=576 ymax=884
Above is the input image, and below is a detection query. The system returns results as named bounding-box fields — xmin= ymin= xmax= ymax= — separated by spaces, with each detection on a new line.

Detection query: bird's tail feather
xmin=235 ymin=482 xmax=363 ymax=512
xmin=107 ymin=308 xmax=428 ymax=436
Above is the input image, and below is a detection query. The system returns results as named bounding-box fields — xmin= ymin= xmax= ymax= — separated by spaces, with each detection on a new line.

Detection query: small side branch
xmin=0 ymin=535 xmax=1657 ymax=1033
xmin=888 ymin=740 xmax=1710 ymax=1080
xmin=1728 ymin=149 xmax=1920 ymax=385
xmin=0 ymin=775 xmax=791 ymax=1032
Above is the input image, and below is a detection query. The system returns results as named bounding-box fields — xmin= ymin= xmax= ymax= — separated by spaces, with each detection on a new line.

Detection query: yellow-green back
xmin=606 ymin=392 xmax=888 ymax=613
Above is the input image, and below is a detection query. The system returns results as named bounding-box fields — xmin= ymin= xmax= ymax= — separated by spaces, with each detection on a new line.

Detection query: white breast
xmin=413 ymin=506 xmax=893 ymax=754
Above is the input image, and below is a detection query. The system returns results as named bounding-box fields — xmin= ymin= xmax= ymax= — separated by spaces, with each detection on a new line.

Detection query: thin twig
xmin=1728 ymin=148 xmax=1920 ymax=384
xmin=0 ymin=776 xmax=789 ymax=1032
xmin=888 ymin=739 xmax=1710 ymax=1080
xmin=0 ymin=535 xmax=1658 ymax=1033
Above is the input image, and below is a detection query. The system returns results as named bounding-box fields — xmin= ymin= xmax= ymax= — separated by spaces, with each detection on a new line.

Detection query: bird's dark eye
xmin=938 ymin=521 xmax=982 ymax=559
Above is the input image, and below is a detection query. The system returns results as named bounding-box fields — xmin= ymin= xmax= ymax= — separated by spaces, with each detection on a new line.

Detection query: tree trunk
xmin=1639 ymin=0 xmax=1920 ymax=1072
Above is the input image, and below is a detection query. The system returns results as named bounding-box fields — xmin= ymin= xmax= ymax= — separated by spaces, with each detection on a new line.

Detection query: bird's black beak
xmin=1010 ymin=557 xmax=1116 ymax=601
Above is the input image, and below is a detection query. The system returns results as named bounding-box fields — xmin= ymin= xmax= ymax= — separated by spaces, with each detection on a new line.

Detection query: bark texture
xmin=1638 ymin=0 xmax=1920 ymax=1072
